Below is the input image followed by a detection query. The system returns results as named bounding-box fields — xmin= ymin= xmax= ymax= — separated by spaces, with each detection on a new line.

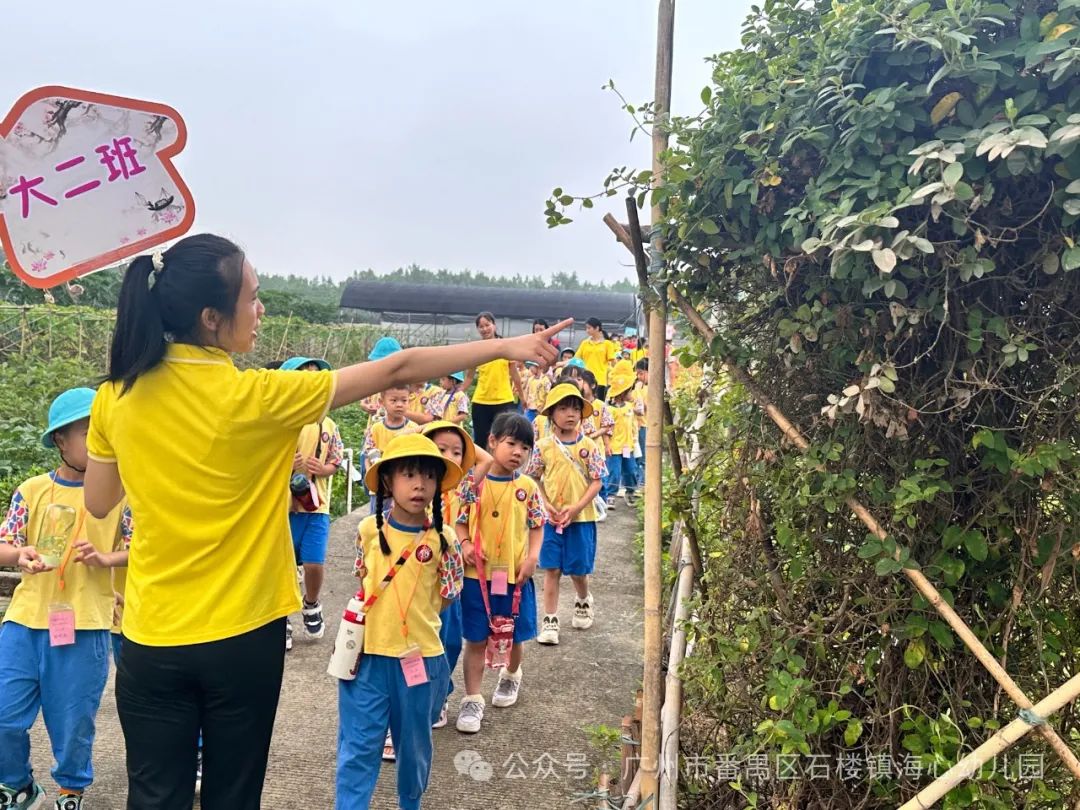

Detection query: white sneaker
xmin=285 ymin=619 xmax=293 ymax=651
xmin=456 ymin=696 xmax=485 ymax=734
xmin=536 ymin=614 xmax=560 ymax=645
xmin=492 ymin=668 xmax=522 ymax=708
xmin=606 ymin=496 xmax=617 ymax=510
xmin=382 ymin=730 xmax=395 ymax=761
xmin=572 ymin=594 xmax=595 ymax=630
xmin=432 ymin=701 xmax=448 ymax=729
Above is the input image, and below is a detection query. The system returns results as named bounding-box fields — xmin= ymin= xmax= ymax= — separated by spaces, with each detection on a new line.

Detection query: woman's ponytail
xmin=110 ymin=255 xmax=167 ymax=394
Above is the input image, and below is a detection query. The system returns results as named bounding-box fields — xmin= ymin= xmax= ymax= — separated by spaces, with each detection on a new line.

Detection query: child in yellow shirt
xmin=605 ymin=375 xmax=642 ymax=508
xmin=0 ymin=388 xmax=132 ymax=810
xmin=428 ymin=372 xmax=470 ymax=426
xmin=527 ymin=384 xmax=606 ymax=645
xmin=454 ymin=413 xmax=546 ymax=734
xmin=362 ymin=386 xmax=419 ymax=512
xmin=522 ymin=361 xmax=552 ymax=423
xmin=280 ymin=356 xmax=345 ymax=647
xmin=634 ymin=359 xmax=649 ymax=481
xmin=336 ymin=434 xmax=464 ymax=810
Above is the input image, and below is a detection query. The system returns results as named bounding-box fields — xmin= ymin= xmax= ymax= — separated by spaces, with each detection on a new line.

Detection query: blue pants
xmin=604 ymin=453 xmax=638 ymax=499
xmin=111 ymin=632 xmax=123 ymax=666
xmin=289 ymin=512 xmax=331 ymax=565
xmin=439 ymin=600 xmax=463 ymax=696
xmin=539 ymin=521 xmax=597 ymax=576
xmin=638 ymin=427 xmax=647 ymax=479
xmin=0 ymin=622 xmax=109 ymax=791
xmin=524 ymin=408 xmax=538 ymax=423
xmin=336 ymin=654 xmax=450 ymax=810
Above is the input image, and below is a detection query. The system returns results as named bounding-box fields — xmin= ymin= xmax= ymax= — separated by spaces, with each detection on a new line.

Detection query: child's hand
xmin=292 ymin=452 xmax=304 ymax=472
xmin=460 ymin=540 xmax=476 ymax=566
xmin=17 ymin=546 xmax=51 ymax=574
xmin=549 ymin=507 xmax=569 ymax=528
xmin=74 ymin=540 xmax=108 ymax=567
xmin=304 ymin=457 xmax=327 ymax=477
xmin=517 ymin=555 xmax=539 ymax=581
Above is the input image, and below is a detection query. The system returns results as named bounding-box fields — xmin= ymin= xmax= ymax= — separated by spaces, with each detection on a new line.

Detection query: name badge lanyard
xmin=391 ymin=528 xmax=432 ymax=645
xmin=473 ymin=479 xmax=513 ymax=568
xmin=360 ymin=531 xmax=423 ymax=614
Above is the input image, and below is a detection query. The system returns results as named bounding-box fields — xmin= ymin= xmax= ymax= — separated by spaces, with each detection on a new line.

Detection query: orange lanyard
xmin=481 ymin=479 xmax=514 ymax=563
xmin=46 ymin=473 xmax=87 ymax=591
xmin=391 ymin=530 xmax=429 ymax=642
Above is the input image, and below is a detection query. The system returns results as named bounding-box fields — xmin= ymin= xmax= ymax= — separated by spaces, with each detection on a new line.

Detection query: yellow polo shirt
xmin=633 ymin=382 xmax=648 ymax=429
xmin=0 ymin=471 xmax=130 ymax=630
xmin=528 ymin=435 xmax=605 ymax=523
xmin=458 ymin=473 xmax=545 ymax=584
xmin=575 ymin=338 xmax=615 ymax=386
xmin=353 ymin=515 xmax=463 ymax=657
xmin=610 ymin=402 xmax=637 ymax=455
xmin=87 ymin=342 xmax=337 ymax=646
xmin=473 ymin=358 xmax=514 ymax=405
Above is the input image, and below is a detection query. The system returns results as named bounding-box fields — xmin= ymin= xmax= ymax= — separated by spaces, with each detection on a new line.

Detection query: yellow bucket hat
xmin=607 ymin=374 xmax=635 ymax=400
xmin=364 ymin=434 xmax=463 ymax=493
xmin=542 ymin=382 xmax=594 ymax=419
xmin=421 ymin=420 xmax=477 ymax=473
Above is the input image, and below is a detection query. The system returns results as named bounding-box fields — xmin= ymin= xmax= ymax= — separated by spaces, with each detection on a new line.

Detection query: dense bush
xmin=553 ymin=0 xmax=1080 ymax=805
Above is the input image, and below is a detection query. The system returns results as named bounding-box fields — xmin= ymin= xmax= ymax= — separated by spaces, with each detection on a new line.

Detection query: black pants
xmin=595 ymin=385 xmax=608 ymax=402
xmin=116 ymin=619 xmax=286 ymax=810
xmin=471 ymin=401 xmax=516 ymax=447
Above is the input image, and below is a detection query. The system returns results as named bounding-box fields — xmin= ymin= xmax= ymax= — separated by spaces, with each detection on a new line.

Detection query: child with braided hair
xmin=336 ymin=435 xmax=465 ymax=810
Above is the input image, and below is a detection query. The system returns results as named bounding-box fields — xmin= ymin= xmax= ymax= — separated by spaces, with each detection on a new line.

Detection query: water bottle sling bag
xmin=472 ymin=484 xmax=521 ymax=671
xmin=553 ymin=436 xmax=606 ymax=521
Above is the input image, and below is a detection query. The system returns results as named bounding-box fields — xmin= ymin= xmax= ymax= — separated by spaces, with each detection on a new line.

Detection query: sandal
xmin=382 ymin=730 xmax=396 ymax=761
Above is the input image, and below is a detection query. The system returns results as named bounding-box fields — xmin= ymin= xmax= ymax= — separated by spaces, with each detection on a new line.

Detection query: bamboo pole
xmin=621 ymin=715 xmax=637 ymax=795
xmin=622 ymin=769 xmax=643 ymax=810
xmin=637 ymin=2 xmax=675 ymax=806
xmin=666 ymin=285 xmax=1080 ymax=784
xmin=659 ymin=534 xmax=694 ymax=809
xmin=899 ymin=672 xmax=1080 ymax=809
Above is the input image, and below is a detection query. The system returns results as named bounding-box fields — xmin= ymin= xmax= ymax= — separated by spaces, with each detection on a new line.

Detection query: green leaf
xmin=699 ymin=219 xmax=720 ymax=235
xmin=929 ymin=621 xmax=956 ymax=650
xmin=872 ymin=248 xmax=897 ymax=273
xmin=843 ymin=719 xmax=863 ymax=746
xmin=701 ymin=86 xmax=712 ymax=105
xmin=904 ymin=638 xmax=927 ymax=669
xmin=1064 ymin=247 xmax=1080 ymax=271
xmin=1043 ymin=254 xmax=1060 ymax=275
xmin=964 ymin=531 xmax=988 ymax=562
xmin=875 ymin=557 xmax=902 ymax=576
xmin=943 ymin=162 xmax=963 ymax=186
xmin=858 ymin=540 xmax=883 ymax=559
xmin=558 ymin=195 xmax=574 ymax=206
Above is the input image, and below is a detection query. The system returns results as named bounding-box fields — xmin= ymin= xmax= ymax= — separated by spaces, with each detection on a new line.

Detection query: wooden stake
xmin=667 ymin=285 xmax=1080 ymax=786
xmin=659 ymin=534 xmax=694 ymax=809
xmin=637 ymin=3 xmax=675 ymax=806
xmin=621 ymin=715 xmax=637 ymax=796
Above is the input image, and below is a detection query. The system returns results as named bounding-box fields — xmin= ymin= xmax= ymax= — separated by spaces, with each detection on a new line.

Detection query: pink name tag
xmin=48 ymin=607 xmax=75 ymax=647
xmin=400 ymin=648 xmax=428 ymax=687
xmin=490 ymin=567 xmax=509 ymax=597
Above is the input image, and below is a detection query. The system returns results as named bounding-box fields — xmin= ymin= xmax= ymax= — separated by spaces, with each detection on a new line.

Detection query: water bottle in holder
xmin=327 ymin=592 xmax=366 ymax=680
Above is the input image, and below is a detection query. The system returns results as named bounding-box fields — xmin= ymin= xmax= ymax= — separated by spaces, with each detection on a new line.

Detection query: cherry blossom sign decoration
xmin=0 ymin=86 xmax=195 ymax=288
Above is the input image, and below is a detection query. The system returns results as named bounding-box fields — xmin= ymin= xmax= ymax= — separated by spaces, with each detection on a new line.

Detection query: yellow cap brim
xmin=364 ymin=434 xmax=464 ymax=493
xmin=542 ymin=383 xmax=594 ymax=419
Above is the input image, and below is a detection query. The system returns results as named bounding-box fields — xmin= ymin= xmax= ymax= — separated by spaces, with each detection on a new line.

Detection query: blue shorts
xmin=539 ymin=521 xmax=597 ymax=576
xmin=460 ymin=578 xmax=538 ymax=644
xmin=289 ymin=512 xmax=331 ymax=565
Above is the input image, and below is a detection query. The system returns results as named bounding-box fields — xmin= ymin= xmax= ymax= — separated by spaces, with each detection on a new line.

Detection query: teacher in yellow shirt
xmin=574 ymin=317 xmax=617 ymax=400
xmin=83 ymin=236 xmax=568 ymax=810
xmin=463 ymin=311 xmax=525 ymax=447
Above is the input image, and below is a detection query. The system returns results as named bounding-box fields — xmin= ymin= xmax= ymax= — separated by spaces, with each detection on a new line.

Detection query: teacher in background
xmin=83 ymin=235 xmax=567 ymax=810
xmin=463 ymin=311 xmax=524 ymax=446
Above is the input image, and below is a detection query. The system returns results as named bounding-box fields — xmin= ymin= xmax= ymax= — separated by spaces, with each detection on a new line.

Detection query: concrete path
xmin=29 ymin=505 xmax=644 ymax=809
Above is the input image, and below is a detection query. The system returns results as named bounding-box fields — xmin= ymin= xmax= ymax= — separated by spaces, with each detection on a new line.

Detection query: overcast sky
xmin=6 ymin=1 xmax=752 ymax=285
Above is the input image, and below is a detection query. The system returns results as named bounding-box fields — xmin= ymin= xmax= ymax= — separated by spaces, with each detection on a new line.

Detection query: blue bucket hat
xmin=42 ymin=387 xmax=96 ymax=448
xmin=280 ymin=356 xmax=331 ymax=371
xmin=368 ymin=337 xmax=402 ymax=361
xmin=449 ymin=371 xmax=465 ymax=383
xmin=566 ymin=357 xmax=586 ymax=369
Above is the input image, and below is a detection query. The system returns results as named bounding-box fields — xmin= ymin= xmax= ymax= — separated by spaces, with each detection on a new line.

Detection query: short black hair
xmin=490 ymin=411 xmax=534 ymax=449
xmin=634 ymin=358 xmax=648 ymax=372
xmin=586 ymin=317 xmax=603 ymax=330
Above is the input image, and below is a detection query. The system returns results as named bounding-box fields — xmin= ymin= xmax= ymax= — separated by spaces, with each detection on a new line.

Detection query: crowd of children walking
xmin=0 ymin=269 xmax=649 ymax=809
